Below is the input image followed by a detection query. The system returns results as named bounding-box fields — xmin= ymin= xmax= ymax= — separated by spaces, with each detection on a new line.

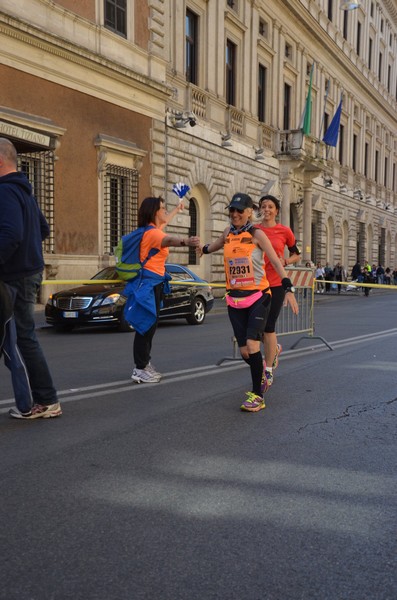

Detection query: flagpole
xmin=318 ymin=78 xmax=330 ymax=158
xmin=319 ymin=78 xmax=330 ymax=141
xmin=302 ymin=62 xmax=315 ymax=136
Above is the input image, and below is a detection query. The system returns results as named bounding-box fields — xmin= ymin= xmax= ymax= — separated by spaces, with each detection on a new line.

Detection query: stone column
xmin=302 ymin=184 xmax=313 ymax=261
xmin=280 ymin=177 xmax=291 ymax=228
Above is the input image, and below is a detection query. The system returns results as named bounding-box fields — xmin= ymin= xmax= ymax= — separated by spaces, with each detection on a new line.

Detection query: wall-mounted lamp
xmin=323 ymin=175 xmax=333 ymax=188
xmin=171 ymin=111 xmax=197 ymax=128
xmin=353 ymin=189 xmax=363 ymax=200
xmin=384 ymin=203 xmax=391 ymax=211
xmin=255 ymin=148 xmax=265 ymax=161
xmin=221 ymin=132 xmax=232 ymax=148
xmin=340 ymin=1 xmax=362 ymax=9
xmin=339 ymin=184 xmax=348 ymax=193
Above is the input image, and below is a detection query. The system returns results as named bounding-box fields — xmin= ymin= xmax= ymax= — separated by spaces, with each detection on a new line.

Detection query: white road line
xmin=1 ymin=328 xmax=397 ymax=413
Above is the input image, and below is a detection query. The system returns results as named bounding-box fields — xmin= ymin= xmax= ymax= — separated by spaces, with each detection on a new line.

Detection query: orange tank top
xmin=223 ymin=229 xmax=270 ymax=292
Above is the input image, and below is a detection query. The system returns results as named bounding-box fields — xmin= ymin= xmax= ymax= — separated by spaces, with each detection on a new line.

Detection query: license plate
xmin=63 ymin=311 xmax=78 ymax=318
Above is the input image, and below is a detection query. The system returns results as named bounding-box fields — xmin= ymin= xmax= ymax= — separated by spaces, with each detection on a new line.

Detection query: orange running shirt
xmin=140 ymin=225 xmax=169 ymax=276
xmin=257 ymin=224 xmax=296 ymax=287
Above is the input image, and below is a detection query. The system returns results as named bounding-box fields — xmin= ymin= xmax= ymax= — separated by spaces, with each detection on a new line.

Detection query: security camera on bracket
xmin=172 ymin=111 xmax=197 ymax=128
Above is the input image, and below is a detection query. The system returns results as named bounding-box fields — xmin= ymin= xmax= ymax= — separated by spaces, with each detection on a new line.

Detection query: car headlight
xmin=92 ymin=293 xmax=121 ymax=307
xmin=46 ymin=294 xmax=55 ymax=306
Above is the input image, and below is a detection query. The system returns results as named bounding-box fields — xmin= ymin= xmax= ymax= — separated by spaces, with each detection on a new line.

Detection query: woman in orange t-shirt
xmin=257 ymin=195 xmax=300 ymax=392
xmin=130 ymin=197 xmax=200 ymax=384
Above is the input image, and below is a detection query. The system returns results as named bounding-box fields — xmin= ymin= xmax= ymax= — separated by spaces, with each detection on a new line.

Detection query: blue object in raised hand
xmin=172 ymin=182 xmax=190 ymax=198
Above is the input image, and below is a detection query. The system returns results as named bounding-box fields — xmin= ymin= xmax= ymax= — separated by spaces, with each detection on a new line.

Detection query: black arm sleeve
xmin=288 ymin=244 xmax=300 ymax=255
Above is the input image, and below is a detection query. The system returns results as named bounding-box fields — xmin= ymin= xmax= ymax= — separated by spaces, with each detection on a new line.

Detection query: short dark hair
xmin=138 ymin=196 xmax=164 ymax=227
xmin=259 ymin=194 xmax=280 ymax=212
xmin=0 ymin=137 xmax=17 ymax=166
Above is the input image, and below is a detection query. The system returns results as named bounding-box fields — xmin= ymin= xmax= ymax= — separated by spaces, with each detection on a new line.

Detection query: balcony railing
xmin=276 ymin=130 xmax=327 ymax=163
xmin=227 ymin=107 xmax=244 ymax=135
xmin=190 ymin=86 xmax=207 ymax=119
xmin=260 ymin=124 xmax=276 ymax=150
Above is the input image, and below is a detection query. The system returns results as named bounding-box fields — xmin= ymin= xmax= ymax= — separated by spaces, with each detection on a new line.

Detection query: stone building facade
xmin=0 ymin=0 xmax=396 ymax=295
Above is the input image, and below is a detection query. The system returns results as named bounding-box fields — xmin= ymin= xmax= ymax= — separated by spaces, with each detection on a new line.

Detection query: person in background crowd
xmin=198 ymin=192 xmax=298 ymax=413
xmin=371 ymin=264 xmax=377 ymax=282
xmin=376 ymin=264 xmax=385 ymax=284
xmin=363 ymin=265 xmax=372 ymax=297
xmin=257 ymin=194 xmax=300 ymax=393
xmin=351 ymin=261 xmax=361 ymax=281
xmin=323 ymin=262 xmax=334 ymax=293
xmin=384 ymin=267 xmax=391 ymax=285
xmin=315 ymin=262 xmax=325 ymax=294
xmin=333 ymin=262 xmax=345 ymax=294
xmin=0 ymin=138 xmax=61 ymax=420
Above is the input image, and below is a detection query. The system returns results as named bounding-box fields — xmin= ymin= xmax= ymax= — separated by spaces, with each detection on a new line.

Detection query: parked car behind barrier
xmin=45 ymin=264 xmax=214 ymax=332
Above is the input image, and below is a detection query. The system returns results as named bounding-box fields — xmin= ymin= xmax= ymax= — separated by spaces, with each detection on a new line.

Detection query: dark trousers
xmin=133 ymin=283 xmax=163 ymax=369
xmin=6 ymin=273 xmax=57 ymax=405
xmin=3 ymin=314 xmax=33 ymax=413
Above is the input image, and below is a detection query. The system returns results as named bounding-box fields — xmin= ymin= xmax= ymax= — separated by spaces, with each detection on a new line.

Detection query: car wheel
xmin=186 ymin=297 xmax=206 ymax=325
xmin=118 ymin=312 xmax=134 ymax=332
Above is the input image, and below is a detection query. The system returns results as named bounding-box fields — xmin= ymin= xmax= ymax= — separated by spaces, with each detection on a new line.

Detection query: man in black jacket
xmin=0 ymin=137 xmax=61 ymax=419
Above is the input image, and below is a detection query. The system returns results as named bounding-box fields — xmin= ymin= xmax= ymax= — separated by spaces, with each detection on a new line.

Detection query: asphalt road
xmin=0 ymin=292 xmax=396 ymax=600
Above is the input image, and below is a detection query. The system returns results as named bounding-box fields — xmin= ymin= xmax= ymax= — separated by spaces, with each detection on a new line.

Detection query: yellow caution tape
xmin=42 ymin=279 xmax=227 ymax=288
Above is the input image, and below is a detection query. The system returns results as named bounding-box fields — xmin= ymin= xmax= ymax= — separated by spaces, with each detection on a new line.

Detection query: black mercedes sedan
xmin=45 ymin=263 xmax=214 ymax=332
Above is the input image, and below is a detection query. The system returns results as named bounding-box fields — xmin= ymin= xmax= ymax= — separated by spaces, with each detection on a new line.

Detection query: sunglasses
xmin=229 ymin=207 xmax=245 ymax=214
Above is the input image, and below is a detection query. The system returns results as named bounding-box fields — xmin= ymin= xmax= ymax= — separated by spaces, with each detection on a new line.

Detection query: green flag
xmin=302 ymin=63 xmax=314 ymax=136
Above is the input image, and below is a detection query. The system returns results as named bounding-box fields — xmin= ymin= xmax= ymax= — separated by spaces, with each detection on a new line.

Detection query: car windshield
xmin=91 ymin=267 xmax=118 ymax=281
xmin=166 ymin=265 xmax=195 ymax=281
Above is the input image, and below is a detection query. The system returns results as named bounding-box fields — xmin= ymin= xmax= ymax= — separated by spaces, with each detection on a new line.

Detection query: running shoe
xmin=146 ymin=363 xmax=162 ymax=380
xmin=240 ymin=392 xmax=266 ymax=412
xmin=272 ymin=343 xmax=283 ymax=369
xmin=9 ymin=402 xmax=62 ymax=419
xmin=261 ymin=369 xmax=274 ymax=395
xmin=131 ymin=367 xmax=161 ymax=384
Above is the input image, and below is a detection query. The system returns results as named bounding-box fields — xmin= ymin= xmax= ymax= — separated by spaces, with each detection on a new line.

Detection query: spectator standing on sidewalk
xmin=323 ymin=262 xmax=334 ymax=293
xmin=363 ymin=266 xmax=372 ymax=297
xmin=0 ymin=137 xmax=61 ymax=419
xmin=376 ymin=264 xmax=385 ymax=284
xmin=315 ymin=262 xmax=325 ymax=293
xmin=333 ymin=262 xmax=344 ymax=294
xmin=351 ymin=261 xmax=361 ymax=281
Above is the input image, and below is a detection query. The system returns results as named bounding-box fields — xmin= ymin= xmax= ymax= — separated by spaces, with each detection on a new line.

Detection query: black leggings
xmin=133 ymin=283 xmax=163 ymax=369
xmin=264 ymin=286 xmax=285 ymax=333
xmin=228 ymin=292 xmax=271 ymax=347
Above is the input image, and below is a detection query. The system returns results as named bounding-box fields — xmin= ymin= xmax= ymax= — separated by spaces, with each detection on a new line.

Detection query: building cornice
xmin=383 ymin=0 xmax=397 ymax=27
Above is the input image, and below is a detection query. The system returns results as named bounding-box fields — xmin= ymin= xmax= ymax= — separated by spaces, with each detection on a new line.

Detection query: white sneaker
xmin=131 ymin=367 xmax=161 ymax=384
xmin=146 ymin=363 xmax=162 ymax=380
